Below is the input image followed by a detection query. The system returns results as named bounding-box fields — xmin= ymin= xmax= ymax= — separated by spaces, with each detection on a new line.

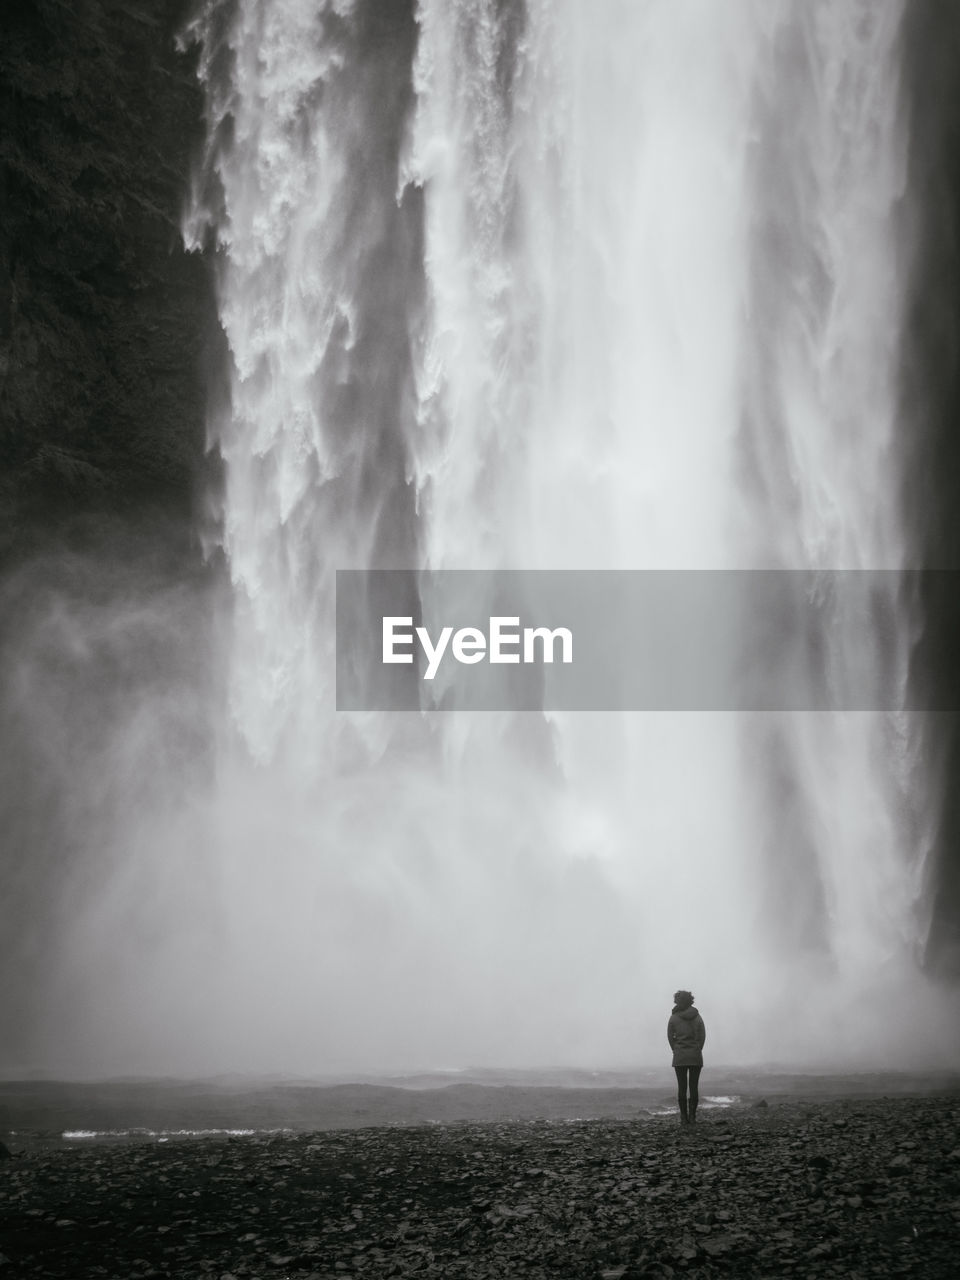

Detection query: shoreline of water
xmin=3 ymin=1069 xmax=958 ymax=1150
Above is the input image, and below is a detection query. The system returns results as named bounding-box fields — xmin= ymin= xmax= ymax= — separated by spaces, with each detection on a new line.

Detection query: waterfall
xmin=176 ymin=0 xmax=953 ymax=1072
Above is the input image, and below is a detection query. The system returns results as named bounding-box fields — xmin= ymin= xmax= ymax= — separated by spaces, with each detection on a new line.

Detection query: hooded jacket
xmin=667 ymin=1005 xmax=705 ymax=1068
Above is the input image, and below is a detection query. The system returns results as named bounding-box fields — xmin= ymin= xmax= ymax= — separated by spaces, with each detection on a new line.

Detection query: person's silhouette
xmin=667 ymin=989 xmax=706 ymax=1124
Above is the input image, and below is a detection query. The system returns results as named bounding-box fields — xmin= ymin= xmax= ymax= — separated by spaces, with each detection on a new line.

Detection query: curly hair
xmin=673 ymin=989 xmax=695 ymax=1008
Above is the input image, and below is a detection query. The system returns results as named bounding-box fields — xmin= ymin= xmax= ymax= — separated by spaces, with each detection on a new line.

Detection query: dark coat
xmin=667 ymin=1005 xmax=705 ymax=1067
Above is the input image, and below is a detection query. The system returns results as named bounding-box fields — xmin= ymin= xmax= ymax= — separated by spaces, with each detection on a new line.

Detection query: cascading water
xmin=171 ymin=0 xmax=956 ymax=1073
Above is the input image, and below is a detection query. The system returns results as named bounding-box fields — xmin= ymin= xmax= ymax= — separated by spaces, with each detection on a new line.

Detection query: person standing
xmin=668 ymin=989 xmax=705 ymax=1124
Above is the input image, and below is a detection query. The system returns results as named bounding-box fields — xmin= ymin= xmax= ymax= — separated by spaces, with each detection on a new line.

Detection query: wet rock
xmin=1 ymin=1096 xmax=959 ymax=1277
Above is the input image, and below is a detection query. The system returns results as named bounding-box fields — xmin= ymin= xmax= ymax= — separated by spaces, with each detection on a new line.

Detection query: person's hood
xmin=673 ymin=1005 xmax=699 ymax=1019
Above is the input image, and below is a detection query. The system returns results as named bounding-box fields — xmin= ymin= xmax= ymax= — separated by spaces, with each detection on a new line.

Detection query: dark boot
xmin=689 ymin=1101 xmax=697 ymax=1124
xmin=679 ymin=1099 xmax=689 ymax=1124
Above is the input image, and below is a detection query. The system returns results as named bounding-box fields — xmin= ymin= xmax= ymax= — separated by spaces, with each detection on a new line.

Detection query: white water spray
xmin=161 ymin=0 xmax=955 ymax=1074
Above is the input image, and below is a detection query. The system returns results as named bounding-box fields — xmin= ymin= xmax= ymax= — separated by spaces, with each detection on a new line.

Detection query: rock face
xmin=900 ymin=1 xmax=960 ymax=975
xmin=0 ymin=2 xmax=218 ymax=1071
xmin=0 ymin=0 xmax=212 ymax=553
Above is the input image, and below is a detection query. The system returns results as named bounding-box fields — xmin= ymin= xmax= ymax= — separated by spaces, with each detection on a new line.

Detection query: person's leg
xmin=688 ymin=1065 xmax=702 ymax=1122
xmin=674 ymin=1066 xmax=689 ymax=1122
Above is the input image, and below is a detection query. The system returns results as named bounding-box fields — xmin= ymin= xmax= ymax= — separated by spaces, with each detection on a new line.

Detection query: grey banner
xmin=335 ymin=570 xmax=959 ymax=711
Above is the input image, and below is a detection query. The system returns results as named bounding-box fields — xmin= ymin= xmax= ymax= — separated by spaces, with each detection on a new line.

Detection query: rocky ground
xmin=1 ymin=1095 xmax=959 ymax=1278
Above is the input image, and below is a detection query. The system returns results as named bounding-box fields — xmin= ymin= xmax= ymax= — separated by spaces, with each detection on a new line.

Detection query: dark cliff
xmin=902 ymin=1 xmax=960 ymax=973
xmin=0 ymin=0 xmax=213 ymax=555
